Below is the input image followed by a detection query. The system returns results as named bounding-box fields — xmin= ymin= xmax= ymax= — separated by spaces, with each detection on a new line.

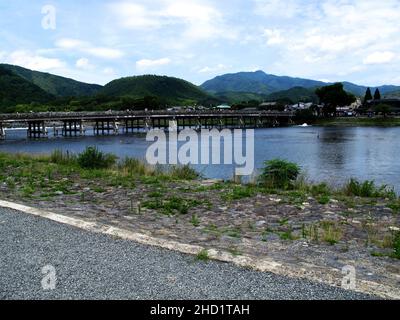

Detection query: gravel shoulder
xmin=0 ymin=207 xmax=377 ymax=300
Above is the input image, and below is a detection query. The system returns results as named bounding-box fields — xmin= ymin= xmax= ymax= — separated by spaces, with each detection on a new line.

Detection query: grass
xmin=300 ymin=221 xmax=343 ymax=245
xmin=369 ymin=230 xmax=400 ymax=259
xmin=318 ymin=195 xmax=331 ymax=205
xmin=0 ymin=149 xmax=201 ymax=200
xmin=320 ymin=221 xmax=343 ymax=245
xmin=196 ymin=249 xmax=210 ymax=261
xmin=2 ymin=152 xmax=397 ymax=205
xmin=190 ymin=214 xmax=200 ymax=227
xmin=228 ymin=247 xmax=242 ymax=256
xmin=222 ymin=185 xmax=256 ymax=201
xmin=387 ymin=200 xmax=400 ymax=214
xmin=279 ymin=229 xmax=296 ymax=241
xmin=343 ymin=178 xmax=396 ymax=199
xmin=202 ymin=224 xmax=242 ymax=239
xmin=142 ymin=196 xmax=202 ymax=216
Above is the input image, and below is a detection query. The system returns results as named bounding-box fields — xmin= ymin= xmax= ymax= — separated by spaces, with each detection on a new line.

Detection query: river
xmin=1 ymin=126 xmax=399 ymax=190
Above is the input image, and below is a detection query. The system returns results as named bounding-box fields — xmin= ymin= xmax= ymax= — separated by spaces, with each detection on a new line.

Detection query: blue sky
xmin=1 ymin=0 xmax=400 ymax=86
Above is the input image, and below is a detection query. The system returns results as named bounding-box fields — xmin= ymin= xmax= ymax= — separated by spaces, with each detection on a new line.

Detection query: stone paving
xmin=1 ymin=178 xmax=399 ymax=298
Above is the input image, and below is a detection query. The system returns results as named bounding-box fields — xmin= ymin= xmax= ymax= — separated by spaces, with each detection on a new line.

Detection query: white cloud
xmin=109 ymin=3 xmax=161 ymax=29
xmin=108 ymin=0 xmax=232 ymax=41
xmin=55 ymin=38 xmax=87 ymax=50
xmin=5 ymin=50 xmax=65 ymax=71
xmin=263 ymin=29 xmax=284 ymax=45
xmin=255 ymin=0 xmax=302 ymax=19
xmin=75 ymin=58 xmax=94 ymax=70
xmin=56 ymin=38 xmax=124 ymax=59
xmin=199 ymin=64 xmax=229 ymax=73
xmin=254 ymin=0 xmax=400 ymax=83
xmin=363 ymin=51 xmax=396 ymax=65
xmin=84 ymin=47 xmax=123 ymax=59
xmin=136 ymin=57 xmax=171 ymax=70
xmin=103 ymin=67 xmax=115 ymax=75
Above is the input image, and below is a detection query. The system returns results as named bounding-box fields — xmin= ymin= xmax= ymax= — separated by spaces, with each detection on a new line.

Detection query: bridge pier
xmin=62 ymin=120 xmax=85 ymax=137
xmin=124 ymin=118 xmax=143 ymax=133
xmin=94 ymin=120 xmax=118 ymax=135
xmin=0 ymin=122 xmax=5 ymax=139
xmin=27 ymin=121 xmax=47 ymax=139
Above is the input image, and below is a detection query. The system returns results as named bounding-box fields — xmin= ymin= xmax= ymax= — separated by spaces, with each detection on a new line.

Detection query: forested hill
xmin=0 ymin=66 xmax=54 ymax=112
xmin=0 ymin=64 xmax=102 ymax=97
xmin=99 ymin=75 xmax=213 ymax=105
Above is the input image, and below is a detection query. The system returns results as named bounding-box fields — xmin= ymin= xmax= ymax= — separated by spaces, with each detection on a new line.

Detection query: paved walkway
xmin=0 ymin=207 xmax=375 ymax=300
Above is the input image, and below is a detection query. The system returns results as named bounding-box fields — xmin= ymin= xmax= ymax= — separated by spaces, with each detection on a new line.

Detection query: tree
xmin=374 ymin=88 xmax=381 ymax=100
xmin=315 ymin=83 xmax=356 ymax=117
xmin=374 ymin=104 xmax=391 ymax=118
xmin=364 ymin=87 xmax=373 ymax=103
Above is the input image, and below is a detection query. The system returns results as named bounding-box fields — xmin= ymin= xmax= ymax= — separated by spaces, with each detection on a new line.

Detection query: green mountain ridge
xmin=1 ymin=64 xmax=400 ymax=113
xmin=201 ymin=70 xmax=400 ymax=98
xmin=383 ymin=90 xmax=400 ymax=99
xmin=213 ymin=91 xmax=268 ymax=103
xmin=0 ymin=66 xmax=54 ymax=112
xmin=0 ymin=64 xmax=102 ymax=97
xmin=99 ymin=75 xmax=214 ymax=105
xmin=213 ymin=87 xmax=318 ymax=104
xmin=201 ymin=71 xmax=326 ymax=95
xmin=265 ymin=87 xmax=319 ymax=104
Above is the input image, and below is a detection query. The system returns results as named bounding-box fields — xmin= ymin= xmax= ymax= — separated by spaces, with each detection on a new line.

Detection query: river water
xmin=1 ymin=126 xmax=399 ymax=190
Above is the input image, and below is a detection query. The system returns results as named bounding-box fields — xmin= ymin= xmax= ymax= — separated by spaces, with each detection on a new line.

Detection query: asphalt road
xmin=0 ymin=207 xmax=376 ymax=300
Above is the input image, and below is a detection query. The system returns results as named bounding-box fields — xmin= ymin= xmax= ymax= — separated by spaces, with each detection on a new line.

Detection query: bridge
xmin=0 ymin=110 xmax=295 ymax=139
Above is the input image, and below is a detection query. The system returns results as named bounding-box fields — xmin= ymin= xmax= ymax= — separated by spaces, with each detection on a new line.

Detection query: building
xmin=363 ymin=98 xmax=400 ymax=114
xmin=216 ymin=104 xmax=231 ymax=110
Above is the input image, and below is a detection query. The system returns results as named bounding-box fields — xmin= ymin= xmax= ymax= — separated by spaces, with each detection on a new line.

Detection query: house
xmin=216 ymin=104 xmax=231 ymax=110
xmin=259 ymin=102 xmax=277 ymax=108
xmin=286 ymin=102 xmax=313 ymax=111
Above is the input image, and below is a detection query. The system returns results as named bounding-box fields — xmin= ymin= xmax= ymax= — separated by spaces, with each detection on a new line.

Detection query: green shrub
xmin=344 ymin=178 xmax=396 ymax=199
xmin=196 ymin=249 xmax=209 ymax=261
xmin=77 ymin=147 xmax=117 ymax=169
xmin=260 ymin=159 xmax=301 ymax=189
xmin=318 ymin=195 xmax=331 ymax=205
xmin=168 ymin=165 xmax=200 ymax=180
xmin=311 ymin=183 xmax=331 ymax=196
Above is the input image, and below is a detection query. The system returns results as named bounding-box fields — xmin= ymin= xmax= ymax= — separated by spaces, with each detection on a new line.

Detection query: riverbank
xmin=314 ymin=117 xmax=400 ymax=127
xmin=0 ymin=151 xmax=399 ymax=298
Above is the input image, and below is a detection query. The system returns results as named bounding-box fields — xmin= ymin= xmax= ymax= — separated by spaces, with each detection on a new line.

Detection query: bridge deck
xmin=0 ymin=110 xmax=294 ymax=123
xmin=0 ymin=110 xmax=295 ymax=139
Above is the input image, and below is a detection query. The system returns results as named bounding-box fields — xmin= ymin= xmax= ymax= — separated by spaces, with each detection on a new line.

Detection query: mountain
xmin=201 ymin=70 xmax=400 ymax=98
xmin=0 ymin=66 xmax=54 ymax=112
xmin=100 ymin=75 xmax=212 ymax=105
xmin=0 ymin=64 xmax=102 ymax=97
xmin=213 ymin=91 xmax=268 ymax=103
xmin=342 ymin=82 xmax=400 ymax=97
xmin=384 ymin=90 xmax=400 ymax=98
xmin=265 ymin=87 xmax=319 ymax=103
xmin=201 ymin=70 xmax=326 ymax=95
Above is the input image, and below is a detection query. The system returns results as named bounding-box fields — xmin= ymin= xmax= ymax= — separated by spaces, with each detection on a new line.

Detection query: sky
xmin=1 ymin=0 xmax=400 ymax=86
